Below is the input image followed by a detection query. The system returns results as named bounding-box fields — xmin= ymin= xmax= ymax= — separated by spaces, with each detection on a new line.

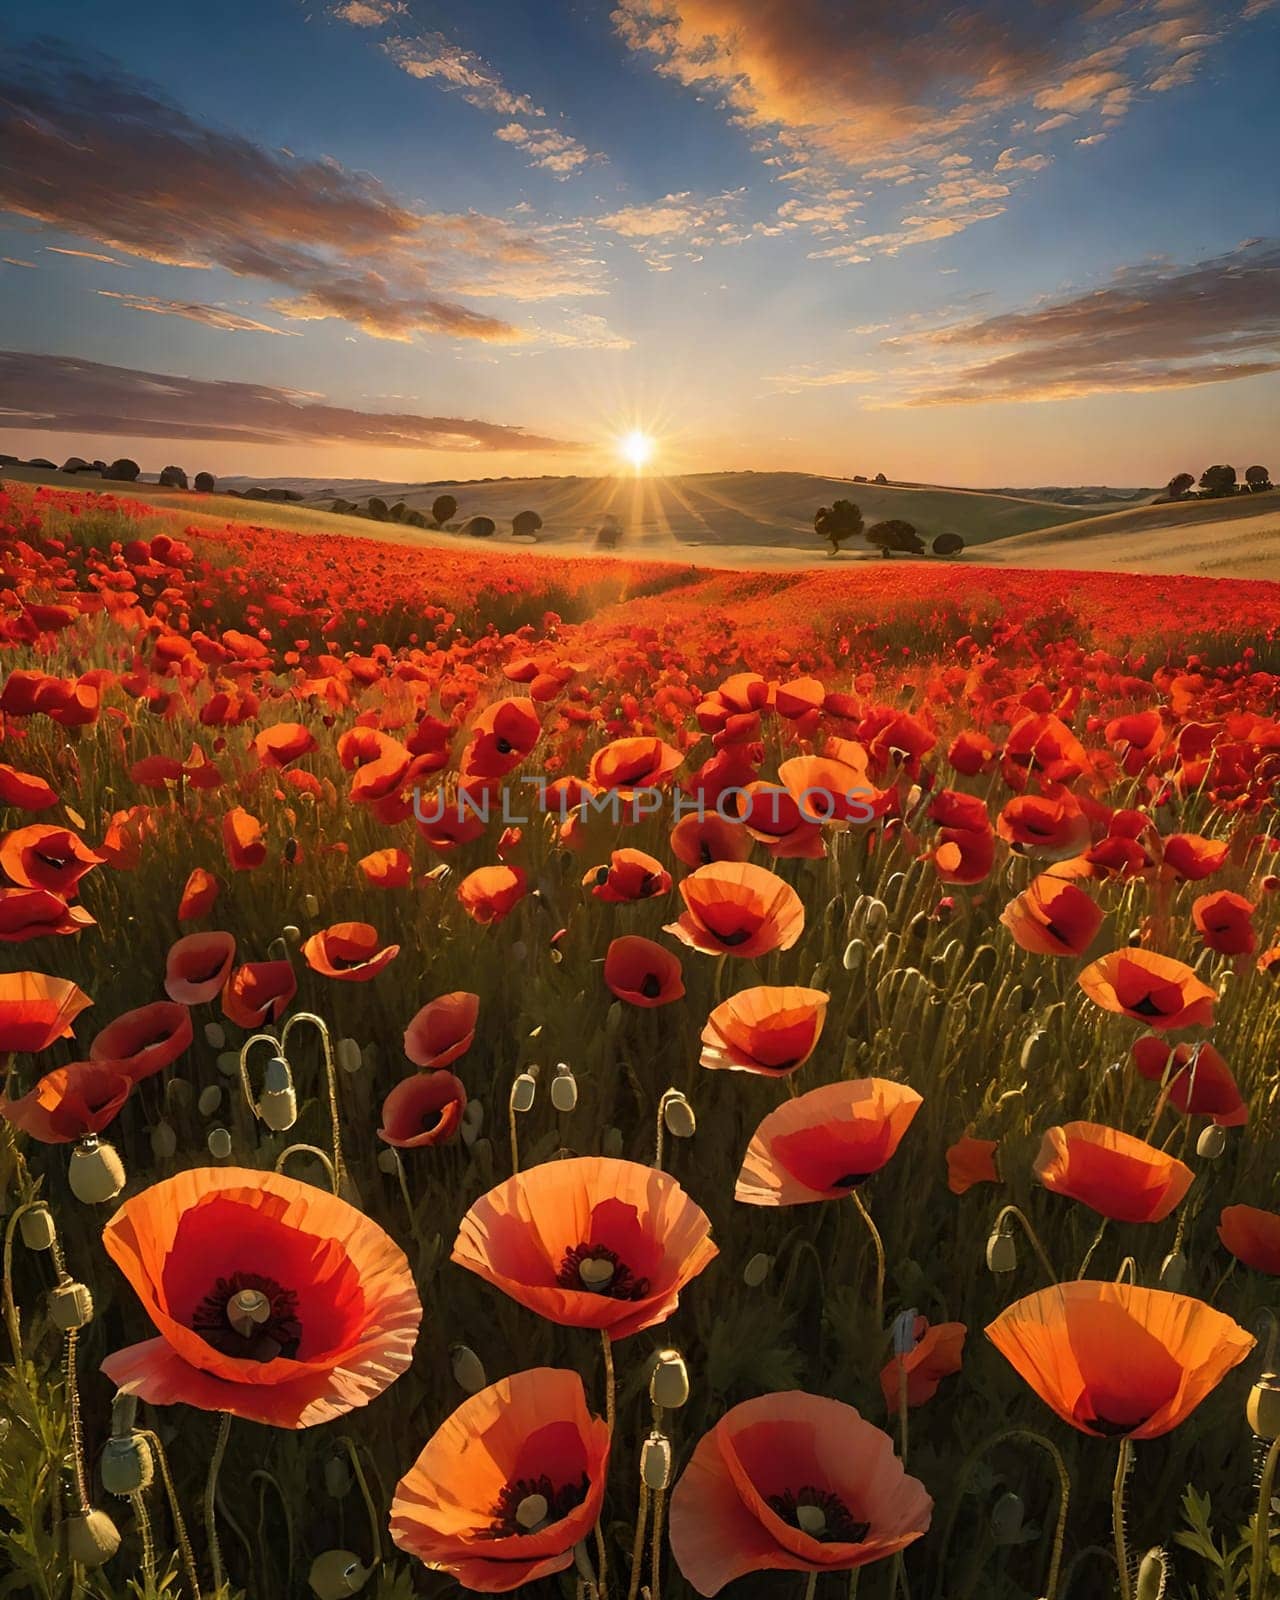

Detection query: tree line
xmin=1165 ymin=464 xmax=1273 ymax=500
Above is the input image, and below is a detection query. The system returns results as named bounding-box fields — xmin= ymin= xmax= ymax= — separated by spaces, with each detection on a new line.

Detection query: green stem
xmin=1250 ymin=1437 xmax=1280 ymax=1600
xmin=1113 ymin=1440 xmax=1133 ymax=1600
xmin=204 ymin=1412 xmax=231 ymax=1591
xmin=141 ymin=1430 xmax=202 ymax=1599
xmin=992 ymin=1205 xmax=1057 ymax=1283
xmin=851 ymin=1190 xmax=886 ymax=1331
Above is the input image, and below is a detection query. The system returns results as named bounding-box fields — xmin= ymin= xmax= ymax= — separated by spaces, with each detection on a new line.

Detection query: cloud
xmin=764 ymin=364 xmax=880 ymax=393
xmin=381 ymin=34 xmax=542 ymax=116
xmin=994 ymin=147 xmax=1052 ymax=173
xmin=2 ymin=258 xmax=37 ymax=268
xmin=893 ymin=238 xmax=1280 ymax=404
xmin=0 ymin=351 xmax=584 ymax=452
xmin=494 ymin=123 xmax=594 ymax=177
xmin=46 ymin=246 xmax=124 ymax=265
xmin=96 ymin=291 xmax=300 ymax=335
xmin=330 ymin=0 xmax=405 ymax=24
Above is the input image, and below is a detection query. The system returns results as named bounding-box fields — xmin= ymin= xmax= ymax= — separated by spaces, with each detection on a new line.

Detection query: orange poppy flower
xmin=985 ymin=1282 xmax=1254 ymax=1438
xmin=379 ymin=1071 xmax=466 ymax=1148
xmin=357 ymin=847 xmax=413 ymax=889
xmin=1259 ymin=947 xmax=1280 ymax=978
xmin=164 ymin=931 xmax=236 ymax=1006
xmin=736 ymin=1079 xmax=923 ymax=1206
xmin=603 ymin=935 xmax=685 ymax=1007
xmin=177 ymin=867 xmax=220 ymax=921
xmin=0 ymin=763 xmax=58 ymax=811
xmin=457 ymin=865 xmax=527 ymax=925
xmin=1218 ymin=1205 xmax=1280 ymax=1274
xmin=0 ymin=824 xmax=104 ymax=899
xmin=90 ymin=1001 xmax=193 ymax=1082
xmin=1078 ymin=948 xmax=1216 ymax=1030
xmin=778 ymin=753 xmax=879 ymax=824
xmin=2 ymin=1060 xmax=132 ymax=1143
xmin=946 ymin=1135 xmax=1000 ymax=1195
xmin=665 ymin=861 xmax=804 ymax=959
xmin=880 ymin=1316 xmax=966 ymax=1410
xmin=996 ymin=791 xmax=1090 ymax=858
xmin=462 ymin=697 xmax=542 ymax=779
xmin=1131 ymin=1036 xmax=1247 ymax=1126
xmin=1192 ymin=890 xmax=1257 ymax=956
xmin=587 ymin=736 xmax=683 ymax=797
xmin=390 ymin=1367 xmax=610 ymax=1593
xmin=669 ymin=1391 xmax=932 ymax=1595
xmin=736 ymin=784 xmax=826 ymax=859
xmin=251 ymin=722 xmax=318 ymax=769
xmin=404 ymin=991 xmax=479 ymax=1070
xmin=100 ymin=1167 xmax=421 ymax=1428
xmin=221 ymin=960 xmax=298 ymax=1029
xmin=222 ymin=807 xmax=267 ymax=872
xmin=0 ymin=886 xmax=96 ymax=941
xmin=700 ymin=986 xmax=828 ymax=1077
xmin=452 ymin=1156 xmax=717 ymax=1340
xmin=0 ymin=971 xmax=92 ymax=1054
xmin=583 ymin=848 xmax=672 ymax=902
xmin=1033 ymin=1122 xmax=1193 ymax=1223
xmin=1000 ymin=874 xmax=1102 ymax=957
xmin=1161 ymin=833 xmax=1228 ymax=880
xmin=669 ymin=812 xmax=753 ymax=869
xmin=302 ymin=922 xmax=399 ymax=981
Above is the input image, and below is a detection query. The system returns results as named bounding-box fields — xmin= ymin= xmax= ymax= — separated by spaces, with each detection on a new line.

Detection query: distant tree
xmin=432 ymin=494 xmax=458 ymax=527
xmin=814 ymin=498 xmax=864 ymax=555
xmin=866 ymin=519 xmax=925 ymax=558
xmin=1165 ymin=472 xmax=1195 ymax=500
xmin=463 ymin=516 xmax=496 ymax=538
xmin=512 ymin=509 xmax=543 ymax=540
xmin=158 ymin=465 xmax=188 ymax=489
xmin=1199 ymin=464 xmax=1237 ymax=498
xmin=330 ymin=498 xmax=359 ymax=515
xmin=874 ymin=472 xmax=888 ymax=484
xmin=595 ymin=515 xmax=622 ymax=549
xmin=853 ymin=474 xmax=868 ymax=483
xmin=61 ymin=456 xmax=89 ymax=474
xmin=105 ymin=458 xmax=140 ymax=482
xmin=389 ymin=501 xmax=408 ymax=522
xmin=405 ymin=509 xmax=429 ymax=528
xmin=193 ymin=471 xmax=216 ymax=493
xmin=366 ymin=496 xmax=389 ymax=521
xmin=932 ymin=532 xmax=965 ymax=557
xmin=1245 ymin=464 xmax=1273 ymax=492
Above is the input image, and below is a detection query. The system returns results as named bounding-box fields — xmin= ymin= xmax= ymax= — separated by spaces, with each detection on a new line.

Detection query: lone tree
xmin=814 ymin=498 xmax=864 ymax=555
xmin=512 ymin=509 xmax=543 ymax=540
xmin=1245 ymin=464 xmax=1273 ymax=492
xmin=463 ymin=515 xmax=496 ymax=538
xmin=874 ymin=472 xmax=888 ymax=484
xmin=932 ymin=532 xmax=965 ymax=557
xmin=158 ymin=465 xmax=188 ymax=489
xmin=1165 ymin=472 xmax=1195 ymax=500
xmin=193 ymin=471 xmax=215 ymax=493
xmin=866 ymin=519 xmax=925 ymax=558
xmin=432 ymin=494 xmax=458 ymax=527
xmin=366 ymin=496 xmax=389 ymax=521
xmin=105 ymin=458 xmax=140 ymax=482
xmin=1199 ymin=464 xmax=1237 ymax=498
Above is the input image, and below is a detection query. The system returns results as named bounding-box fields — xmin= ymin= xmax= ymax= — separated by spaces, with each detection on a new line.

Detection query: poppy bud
xmin=1159 ymin=1250 xmax=1187 ymax=1292
xmin=198 ymin=1084 xmax=223 ymax=1117
xmin=1248 ymin=1373 xmax=1280 ymax=1439
xmin=150 ymin=1122 xmax=178 ymax=1160
xmin=216 ymin=1051 xmax=241 ymax=1077
xmin=511 ymin=1071 xmax=538 ymax=1113
xmin=203 ymin=1022 xmax=226 ymax=1049
xmin=207 ymin=1126 xmax=233 ymax=1159
xmin=450 ymin=1343 xmax=487 ymax=1394
xmin=743 ymin=1251 xmax=773 ymax=1287
xmin=649 ymin=1350 xmax=689 ymax=1410
xmin=1196 ymin=1125 xmax=1228 ymax=1159
xmin=641 ymin=1432 xmax=673 ymax=1491
xmin=49 ymin=1277 xmax=94 ymax=1331
xmin=461 ymin=1098 xmax=485 ymax=1147
xmin=19 ymin=1203 xmax=56 ymax=1252
xmin=324 ymin=1452 xmax=354 ymax=1499
xmin=986 ymin=1228 xmax=1018 ymax=1274
xmin=101 ymin=1432 xmax=154 ymax=1496
xmin=259 ymin=1056 xmax=298 ymax=1132
xmin=891 ymin=1308 xmax=919 ymax=1358
xmin=990 ymin=1490 xmax=1024 ymax=1545
xmin=308 ymin=1550 xmax=370 ymax=1598
xmin=61 ymin=1509 xmax=121 ymax=1568
xmin=282 ymin=924 xmax=301 ymax=945
xmin=1136 ymin=1548 xmax=1167 ymax=1600
xmin=69 ymin=1140 xmax=126 ymax=1205
xmin=842 ymin=939 xmax=866 ymax=975
xmin=376 ymin=1149 xmax=400 ymax=1176
xmin=662 ymin=1090 xmax=696 ymax=1139
xmin=304 ymin=892 xmax=320 ymax=918
xmin=335 ymin=1037 xmax=362 ymax=1073
xmin=1020 ymin=1029 xmax=1051 ymax=1073
xmin=284 ymin=837 xmax=299 ymax=865
xmin=606 ymin=1001 xmax=624 ymax=1036
xmin=551 ymin=1063 xmax=578 ymax=1113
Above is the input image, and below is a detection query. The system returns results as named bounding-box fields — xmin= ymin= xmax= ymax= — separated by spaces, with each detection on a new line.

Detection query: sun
xmin=619 ymin=429 xmax=655 ymax=471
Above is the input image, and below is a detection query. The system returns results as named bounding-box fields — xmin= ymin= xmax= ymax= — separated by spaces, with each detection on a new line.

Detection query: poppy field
xmin=4 ymin=479 xmax=1280 ymax=1600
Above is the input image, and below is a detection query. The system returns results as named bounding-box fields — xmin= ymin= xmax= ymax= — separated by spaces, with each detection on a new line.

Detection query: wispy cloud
xmin=96 ymin=291 xmax=300 ymax=335
xmin=494 ymin=123 xmax=594 ymax=177
xmin=381 ymin=32 xmax=541 ymax=116
xmin=46 ymin=245 xmax=124 ymax=265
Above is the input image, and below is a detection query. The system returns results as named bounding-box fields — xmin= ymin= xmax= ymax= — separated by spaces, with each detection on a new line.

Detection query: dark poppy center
xmin=496 ymin=736 xmax=514 ymax=755
xmin=640 ymin=972 xmax=662 ymax=999
xmin=556 ymin=1244 xmax=651 ymax=1301
xmin=831 ymin=1171 xmax=870 ymax=1190
xmin=329 ymin=951 xmax=371 ymax=971
xmin=485 ymin=1472 xmax=589 ymax=1537
xmin=190 ymin=959 xmax=225 ymax=983
xmin=1089 ymin=1413 xmax=1149 ymax=1438
xmin=767 ymin=1486 xmax=869 ymax=1544
xmin=190 ymin=1271 xmax=301 ymax=1362
xmin=1129 ymin=994 xmax=1164 ymax=1017
xmin=713 ymin=927 xmax=752 ymax=947
xmin=36 ymin=849 xmax=72 ymax=870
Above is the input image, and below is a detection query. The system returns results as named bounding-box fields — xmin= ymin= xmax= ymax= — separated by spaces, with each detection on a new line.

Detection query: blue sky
xmin=1 ymin=0 xmax=1277 ymax=485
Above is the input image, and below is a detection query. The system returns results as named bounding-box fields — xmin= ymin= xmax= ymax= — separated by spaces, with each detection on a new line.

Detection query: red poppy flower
xmin=1000 ymin=874 xmax=1102 ymax=956
xmin=223 ymin=807 xmax=267 ymax=871
xmin=948 ymin=730 xmax=998 ymax=776
xmin=0 ymin=824 xmax=104 ymax=898
xmin=164 ymin=931 xmax=237 ymax=1006
xmin=587 ymin=736 xmax=683 ymax=796
xmin=996 ymin=792 xmax=1089 ymax=858
xmin=1131 ymin=1036 xmax=1247 ymax=1126
xmin=669 ymin=1391 xmax=932 ymax=1596
xmin=1078 ymin=949 xmax=1216 ymax=1030
xmin=1218 ymin=1205 xmax=1280 ymax=1274
xmin=462 ymin=697 xmax=541 ymax=779
xmin=457 ymin=865 xmax=527 ymax=926
xmin=1034 ymin=1122 xmax=1193 ymax=1223
xmin=0 ymin=886 xmax=96 ymax=941
xmin=177 ymin=867 xmax=220 ymax=921
xmin=2 ymin=1060 xmax=132 ymax=1143
xmin=0 ymin=971 xmax=92 ymax=1054
xmin=665 ymin=861 xmax=804 ymax=958
xmin=700 ymin=986 xmax=828 ymax=1077
xmin=378 ymin=1071 xmax=467 ymax=1148
xmin=778 ymin=753 xmax=880 ymax=825
xmin=90 ymin=1001 xmax=193 ymax=1081
xmin=583 ymin=848 xmax=672 ymax=902
xmin=946 ymin=1135 xmax=1000 ymax=1195
xmin=1162 ymin=833 xmax=1228 ymax=880
xmin=302 ymin=922 xmax=399 ymax=981
xmin=357 ymin=847 xmax=413 ymax=889
xmin=880 ymin=1316 xmax=966 ymax=1410
xmin=251 ymin=722 xmax=318 ymax=769
xmin=100 ymin=1167 xmax=421 ymax=1427
xmin=736 ymin=1080 xmax=923 ymax=1205
xmin=930 ymin=826 xmax=995 ymax=885
xmin=736 ymin=784 xmax=826 ymax=858
xmin=603 ymin=935 xmax=685 ymax=1007
xmin=669 ymin=813 xmax=754 ymax=869
xmin=221 ymin=961 xmax=298 ymax=1028
xmin=0 ymin=763 xmax=58 ymax=811
xmin=1192 ymin=890 xmax=1257 ymax=956
xmin=986 ymin=1282 xmax=1254 ymax=1439
xmin=452 ymin=1156 xmax=717 ymax=1340
xmin=390 ymin=1368 xmax=610 ymax=1593
xmin=404 ymin=992 xmax=479 ymax=1070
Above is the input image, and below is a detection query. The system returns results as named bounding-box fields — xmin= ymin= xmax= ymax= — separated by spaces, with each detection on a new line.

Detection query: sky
xmin=0 ymin=0 xmax=1277 ymax=487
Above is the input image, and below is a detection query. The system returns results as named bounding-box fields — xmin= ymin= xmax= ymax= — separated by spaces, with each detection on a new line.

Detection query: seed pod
xmin=743 ymin=1252 xmax=773 ymax=1288
xmin=308 ymin=1550 xmax=370 ymax=1598
xmin=1196 ymin=1125 xmax=1228 ymax=1159
xmin=335 ymin=1037 xmax=362 ymax=1074
xmin=990 ymin=1491 xmax=1024 ymax=1545
xmin=150 ymin=1122 xmax=178 ymax=1160
xmin=216 ymin=1051 xmax=241 ymax=1078
xmin=1158 ymin=1250 xmax=1187 ymax=1292
xmin=69 ymin=1141 xmax=126 ymax=1205
xmin=986 ymin=1229 xmax=1018 ymax=1274
xmin=662 ymin=1091 xmax=696 ymax=1139
xmin=110 ymin=1393 xmax=139 ymax=1437
xmin=198 ymin=1084 xmax=223 ymax=1117
xmin=1248 ymin=1373 xmax=1280 ymax=1439
xmin=61 ymin=1509 xmax=121 ymax=1568
xmin=323 ymin=1452 xmax=354 ymax=1499
xmin=282 ymin=924 xmax=302 ymax=946
xmin=304 ymin=893 xmax=320 ymax=919
xmin=551 ymin=1064 xmax=578 ymax=1113
xmin=641 ymin=1433 xmax=673 ymax=1491
xmin=259 ymin=1056 xmax=298 ymax=1131
xmin=267 ymin=936 xmax=288 ymax=961
xmin=101 ymin=1433 xmax=155 ymax=1496
xmin=19 ymin=1203 xmax=56 ymax=1252
xmin=203 ymin=1021 xmax=226 ymax=1050
xmin=511 ymin=1072 xmax=538 ymax=1114
xmin=649 ymin=1350 xmax=690 ymax=1410
xmin=451 ymin=1343 xmax=487 ymax=1394
xmin=49 ymin=1278 xmax=94 ymax=1331
xmin=1136 ymin=1548 xmax=1167 ymax=1600
xmin=842 ymin=938 xmax=866 ymax=975
xmin=376 ymin=1149 xmax=400 ymax=1176
xmin=207 ymin=1126 xmax=233 ymax=1160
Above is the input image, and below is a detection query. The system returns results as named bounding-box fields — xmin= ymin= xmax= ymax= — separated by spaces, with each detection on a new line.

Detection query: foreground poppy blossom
xmin=603 ymin=935 xmax=685 ymax=1007
xmin=946 ymin=1135 xmax=1000 ymax=1195
xmin=1000 ymin=874 xmax=1102 ymax=957
xmin=0 ymin=971 xmax=92 ymax=1054
xmin=1034 ymin=1122 xmax=1193 ymax=1223
xmin=164 ymin=931 xmax=236 ymax=1006
xmin=452 ymin=1156 xmax=717 ymax=1340
xmin=222 ymin=807 xmax=267 ymax=871
xmin=302 ymin=922 xmax=399 ymax=981
xmin=700 ymin=986 xmax=828 ymax=1077
xmin=221 ymin=960 xmax=298 ymax=1029
xmin=2 ymin=1060 xmax=132 ymax=1143
xmin=986 ymin=1282 xmax=1253 ymax=1438
xmin=101 ymin=1167 xmax=421 ymax=1427
xmin=403 ymin=991 xmax=479 ymax=1070
xmin=1078 ymin=948 xmax=1216 ymax=1030
xmin=379 ymin=1071 xmax=467 ymax=1148
xmin=1161 ymin=832 xmax=1228 ymax=880
xmin=457 ymin=865 xmax=528 ymax=925
xmin=669 ymin=1391 xmax=932 ymax=1595
xmin=1131 ymin=1036 xmax=1247 ymax=1127
xmin=583 ymin=848 xmax=672 ymax=902
xmin=177 ymin=867 xmax=220 ymax=921
xmin=669 ymin=811 xmax=754 ymax=869
xmin=0 ymin=886 xmax=96 ymax=941
xmin=1218 ymin=1205 xmax=1280 ymax=1274
xmin=1192 ymin=890 xmax=1257 ymax=956
xmin=736 ymin=1079 xmax=922 ymax=1206
xmin=90 ymin=1001 xmax=194 ymax=1082
xmin=390 ymin=1367 xmax=610 ymax=1592
xmin=357 ymin=847 xmax=413 ymax=889
xmin=587 ymin=736 xmax=683 ymax=797
xmin=0 ymin=762 xmax=58 ymax=811
xmin=462 ymin=697 xmax=542 ymax=779
xmin=0 ymin=823 xmax=104 ymax=899
xmin=665 ymin=861 xmax=804 ymax=958
xmin=880 ymin=1316 xmax=966 ymax=1410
